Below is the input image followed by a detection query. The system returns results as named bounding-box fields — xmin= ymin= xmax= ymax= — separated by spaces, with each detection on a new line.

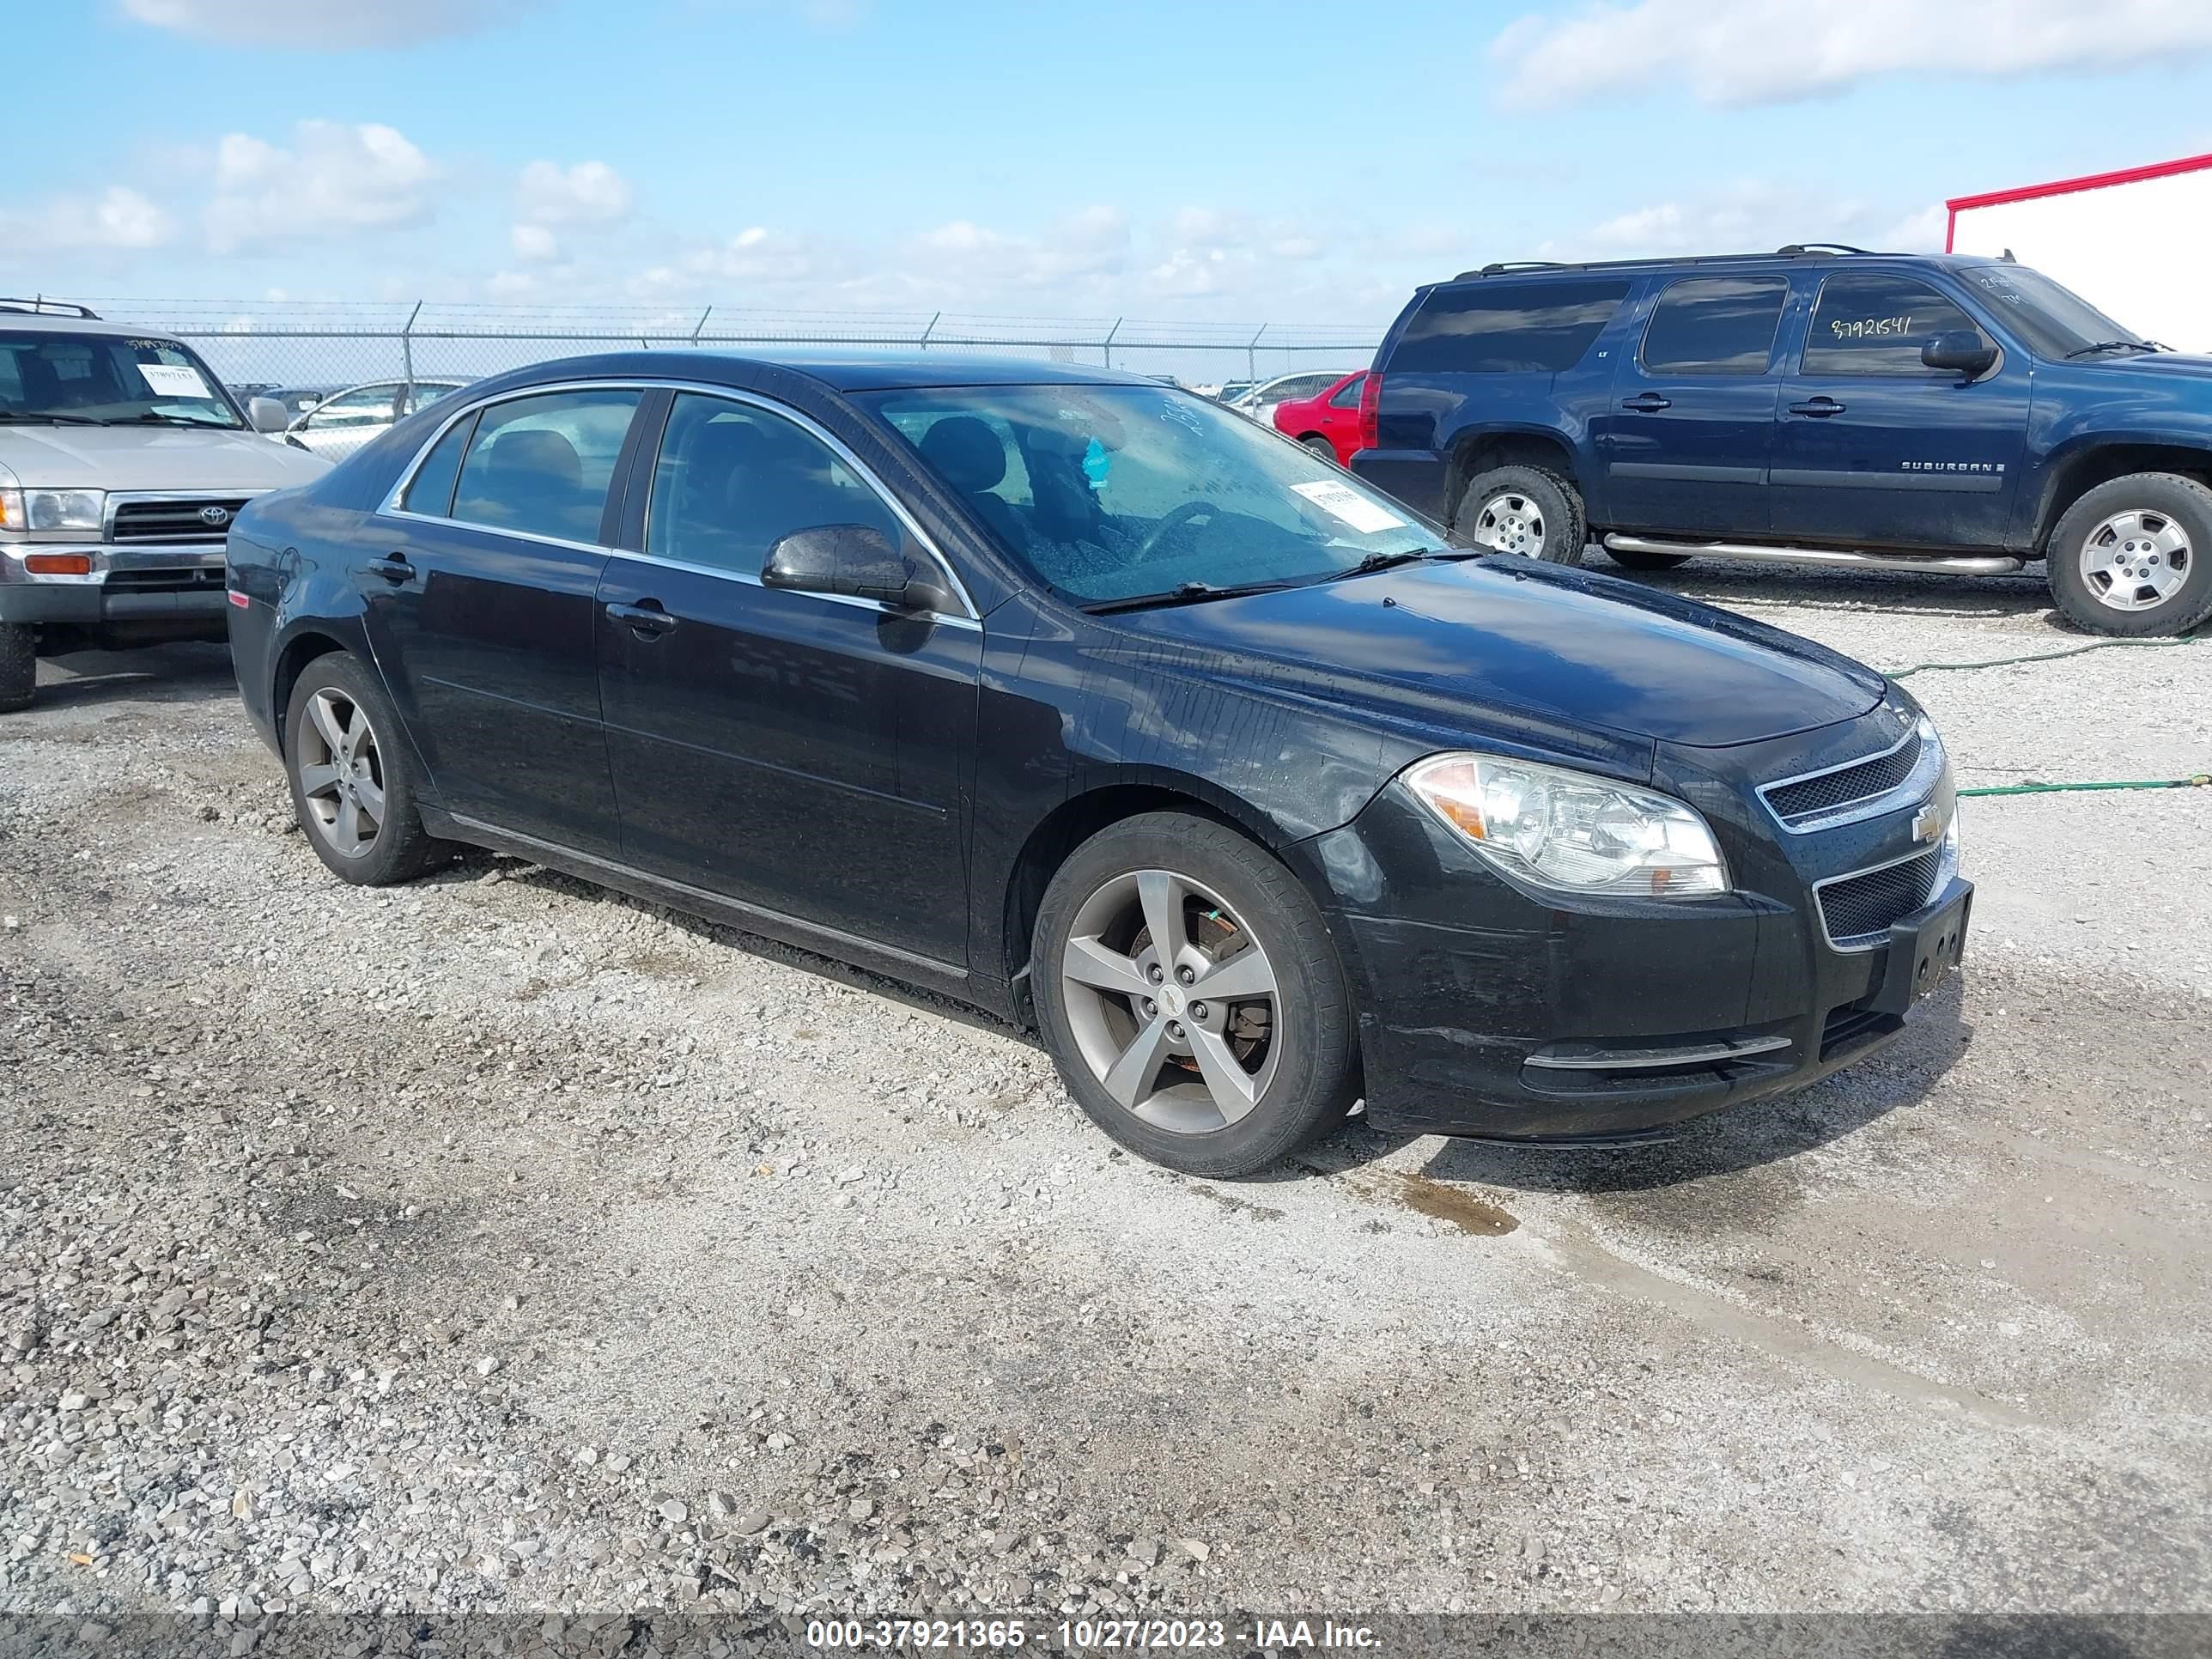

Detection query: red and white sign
xmin=1948 ymin=153 xmax=2212 ymax=352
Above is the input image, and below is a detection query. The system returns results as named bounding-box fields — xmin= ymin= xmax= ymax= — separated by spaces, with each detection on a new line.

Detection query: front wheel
xmin=2046 ymin=473 xmax=2212 ymax=636
xmin=1032 ymin=813 xmax=1359 ymax=1177
xmin=283 ymin=653 xmax=441 ymax=885
xmin=1453 ymin=465 xmax=1585 ymax=564
xmin=0 ymin=623 xmax=34 ymax=714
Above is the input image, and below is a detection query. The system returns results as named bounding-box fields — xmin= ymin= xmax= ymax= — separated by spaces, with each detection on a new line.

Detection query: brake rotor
xmin=1131 ymin=902 xmax=1272 ymax=1073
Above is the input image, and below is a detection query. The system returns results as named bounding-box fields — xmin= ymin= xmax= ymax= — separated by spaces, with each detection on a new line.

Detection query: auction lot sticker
xmin=1290 ymin=479 xmax=1408 ymax=535
xmin=138 ymin=362 xmax=214 ymax=399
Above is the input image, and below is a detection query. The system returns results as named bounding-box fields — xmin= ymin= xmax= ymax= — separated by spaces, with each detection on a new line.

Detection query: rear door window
xmin=1639 ymin=276 xmax=1790 ymax=375
xmin=448 ymin=388 xmax=643 ymax=545
xmin=1802 ymin=274 xmax=1991 ymax=376
xmin=1326 ymin=374 xmax=1366 ymax=409
xmin=1389 ymin=280 xmax=1631 ymax=374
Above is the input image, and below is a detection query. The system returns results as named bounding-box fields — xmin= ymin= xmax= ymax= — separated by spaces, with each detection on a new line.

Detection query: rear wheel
xmin=1032 ymin=813 xmax=1359 ymax=1177
xmin=0 ymin=623 xmax=33 ymax=714
xmin=1454 ymin=465 xmax=1585 ymax=564
xmin=2046 ymin=473 xmax=2212 ymax=636
xmin=283 ymin=653 xmax=440 ymax=885
xmin=1300 ymin=434 xmax=1336 ymax=463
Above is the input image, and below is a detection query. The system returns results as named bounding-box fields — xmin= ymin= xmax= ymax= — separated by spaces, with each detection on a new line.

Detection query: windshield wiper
xmin=1318 ymin=547 xmax=1463 ymax=582
xmin=2063 ymin=340 xmax=2153 ymax=359
xmin=102 ymin=412 xmax=240 ymax=429
xmin=1085 ymin=579 xmax=1299 ymax=615
xmin=0 ymin=410 xmax=103 ymax=426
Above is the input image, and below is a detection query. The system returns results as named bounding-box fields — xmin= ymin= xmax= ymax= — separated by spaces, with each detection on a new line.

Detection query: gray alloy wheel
xmin=283 ymin=653 xmax=440 ymax=886
xmin=1057 ymin=867 xmax=1284 ymax=1136
xmin=2077 ymin=508 xmax=2190 ymax=613
xmin=1468 ymin=489 xmax=1546 ymax=556
xmin=297 ymin=686 xmax=389 ymax=860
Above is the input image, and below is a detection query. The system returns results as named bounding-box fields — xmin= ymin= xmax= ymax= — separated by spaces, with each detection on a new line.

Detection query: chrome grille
xmin=1817 ymin=848 xmax=1942 ymax=947
xmin=1765 ymin=732 xmax=1923 ymax=826
xmin=109 ymin=497 xmax=251 ymax=544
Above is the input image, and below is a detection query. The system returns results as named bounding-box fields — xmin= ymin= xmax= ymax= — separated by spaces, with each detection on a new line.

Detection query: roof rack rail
xmin=0 ymin=297 xmax=101 ymax=319
xmin=1452 ymin=260 xmax=1568 ymax=279
xmin=1439 ymin=244 xmax=1916 ymax=283
xmin=1775 ymin=242 xmax=1883 ymax=256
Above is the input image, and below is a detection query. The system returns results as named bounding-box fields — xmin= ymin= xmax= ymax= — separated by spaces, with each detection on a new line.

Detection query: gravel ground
xmin=1 ymin=561 xmax=2208 ymax=1643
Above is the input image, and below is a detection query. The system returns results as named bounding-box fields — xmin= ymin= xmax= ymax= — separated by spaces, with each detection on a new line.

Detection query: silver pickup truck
xmin=1 ymin=303 xmax=331 ymax=711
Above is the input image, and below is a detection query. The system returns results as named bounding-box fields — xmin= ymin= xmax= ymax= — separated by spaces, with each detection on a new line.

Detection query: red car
xmin=1271 ymin=369 xmax=1369 ymax=465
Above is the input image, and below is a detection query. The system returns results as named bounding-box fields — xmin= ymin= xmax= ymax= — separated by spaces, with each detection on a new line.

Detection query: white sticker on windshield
xmin=138 ymin=362 xmax=211 ymax=399
xmin=1291 ymin=479 xmax=1407 ymax=535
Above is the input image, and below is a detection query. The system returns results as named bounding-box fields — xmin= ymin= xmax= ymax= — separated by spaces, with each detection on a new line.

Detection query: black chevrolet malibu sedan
xmin=224 ymin=353 xmax=1968 ymax=1177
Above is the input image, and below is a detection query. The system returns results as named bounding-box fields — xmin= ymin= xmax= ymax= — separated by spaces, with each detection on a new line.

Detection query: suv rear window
xmin=1640 ymin=276 xmax=1789 ymax=375
xmin=1389 ymin=280 xmax=1631 ymax=374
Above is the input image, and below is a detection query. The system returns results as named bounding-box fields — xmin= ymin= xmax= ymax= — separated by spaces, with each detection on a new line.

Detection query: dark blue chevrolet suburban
xmin=1351 ymin=246 xmax=2212 ymax=637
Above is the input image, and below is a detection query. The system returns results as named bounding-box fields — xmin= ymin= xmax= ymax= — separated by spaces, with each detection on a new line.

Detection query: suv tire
xmin=2046 ymin=472 xmax=2212 ymax=637
xmin=1454 ymin=465 xmax=1585 ymax=564
xmin=283 ymin=653 xmax=441 ymax=886
xmin=1032 ymin=812 xmax=1360 ymax=1178
xmin=0 ymin=623 xmax=34 ymax=714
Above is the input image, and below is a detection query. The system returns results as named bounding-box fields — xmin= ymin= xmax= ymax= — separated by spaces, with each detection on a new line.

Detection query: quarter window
xmin=449 ymin=388 xmax=642 ymax=544
xmin=1640 ymin=276 xmax=1790 ymax=375
xmin=1389 ymin=280 xmax=1631 ymax=374
xmin=400 ymin=413 xmax=474 ymax=517
xmin=645 ymin=392 xmax=906 ymax=577
xmin=1803 ymin=274 xmax=1990 ymax=376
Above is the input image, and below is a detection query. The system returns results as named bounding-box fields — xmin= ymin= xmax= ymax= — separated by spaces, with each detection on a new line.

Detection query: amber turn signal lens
xmin=23 ymin=554 xmax=94 ymax=576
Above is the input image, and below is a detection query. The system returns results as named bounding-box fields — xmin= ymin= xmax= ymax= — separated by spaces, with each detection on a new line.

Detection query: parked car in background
xmin=262 ymin=384 xmax=346 ymax=421
xmin=0 ymin=307 xmax=329 ymax=710
xmin=286 ymin=379 xmax=469 ymax=461
xmin=1271 ymin=370 xmax=1368 ymax=465
xmin=227 ymin=351 xmax=1966 ymax=1179
xmin=1210 ymin=380 xmax=1259 ymax=404
xmin=1353 ymin=245 xmax=2212 ymax=636
xmin=1228 ymin=370 xmax=1357 ymax=428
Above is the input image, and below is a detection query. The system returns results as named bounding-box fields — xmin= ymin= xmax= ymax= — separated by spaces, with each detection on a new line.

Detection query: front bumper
xmin=0 ymin=542 xmax=230 ymax=635
xmin=1307 ymin=769 xmax=1968 ymax=1143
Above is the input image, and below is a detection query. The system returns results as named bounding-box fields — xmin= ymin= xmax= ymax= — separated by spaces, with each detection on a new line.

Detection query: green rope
xmin=1887 ymin=635 xmax=2202 ymax=679
xmin=1960 ymin=775 xmax=2210 ymax=798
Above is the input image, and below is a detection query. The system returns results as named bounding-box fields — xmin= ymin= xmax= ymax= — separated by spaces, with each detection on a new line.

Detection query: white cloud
xmin=510 ymin=222 xmax=561 ymax=262
xmin=122 ymin=0 xmax=532 ymax=46
xmin=517 ymin=160 xmax=633 ymax=228
xmin=1491 ymin=0 xmax=2212 ymax=108
xmin=1537 ymin=181 xmax=1948 ymax=261
xmin=204 ymin=121 xmax=440 ymax=252
xmin=0 ymin=185 xmax=175 ymax=252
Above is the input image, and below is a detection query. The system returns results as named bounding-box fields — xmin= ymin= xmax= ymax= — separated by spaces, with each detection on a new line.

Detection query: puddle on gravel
xmin=1361 ymin=1171 xmax=1520 ymax=1236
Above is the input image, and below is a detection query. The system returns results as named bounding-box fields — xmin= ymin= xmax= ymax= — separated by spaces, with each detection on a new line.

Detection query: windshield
xmin=863 ymin=383 xmax=1443 ymax=605
xmin=1959 ymin=265 xmax=2148 ymax=358
xmin=0 ymin=331 xmax=243 ymax=428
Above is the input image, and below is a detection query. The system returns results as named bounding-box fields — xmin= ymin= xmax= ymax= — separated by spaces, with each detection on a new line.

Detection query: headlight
xmin=1404 ymin=751 xmax=1729 ymax=897
xmin=0 ymin=488 xmax=105 ymax=533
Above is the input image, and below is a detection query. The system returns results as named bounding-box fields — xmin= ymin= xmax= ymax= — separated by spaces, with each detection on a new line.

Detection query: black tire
xmin=0 ymin=623 xmax=34 ymax=714
xmin=2045 ymin=472 xmax=2212 ymax=637
xmin=1603 ymin=543 xmax=1693 ymax=572
xmin=1032 ymin=812 xmax=1359 ymax=1178
xmin=1300 ymin=434 xmax=1336 ymax=463
xmin=1453 ymin=465 xmax=1585 ymax=564
xmin=283 ymin=653 xmax=439 ymax=886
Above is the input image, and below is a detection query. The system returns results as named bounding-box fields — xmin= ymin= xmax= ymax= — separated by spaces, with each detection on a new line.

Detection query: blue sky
xmin=9 ymin=0 xmax=2212 ymax=327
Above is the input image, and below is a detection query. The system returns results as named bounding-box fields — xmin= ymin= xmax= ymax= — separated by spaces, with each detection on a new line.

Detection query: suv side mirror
xmin=1922 ymin=330 xmax=1997 ymax=379
xmin=247 ymin=396 xmax=290 ymax=433
xmin=763 ymin=524 xmax=954 ymax=614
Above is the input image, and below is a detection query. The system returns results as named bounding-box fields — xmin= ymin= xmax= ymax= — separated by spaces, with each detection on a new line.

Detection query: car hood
xmin=0 ymin=424 xmax=333 ymax=491
xmin=1121 ymin=556 xmax=1887 ymax=750
xmin=2083 ymin=351 xmax=2212 ymax=382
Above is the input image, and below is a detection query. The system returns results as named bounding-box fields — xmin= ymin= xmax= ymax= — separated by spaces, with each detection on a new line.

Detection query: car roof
xmin=443 ymin=350 xmax=1161 ymax=401
xmin=0 ymin=310 xmax=184 ymax=338
xmin=1434 ymin=249 xmax=1997 ymax=289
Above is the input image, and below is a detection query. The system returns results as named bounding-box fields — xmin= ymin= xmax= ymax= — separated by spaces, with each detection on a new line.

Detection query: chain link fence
xmin=74 ymin=299 xmax=1382 ymax=397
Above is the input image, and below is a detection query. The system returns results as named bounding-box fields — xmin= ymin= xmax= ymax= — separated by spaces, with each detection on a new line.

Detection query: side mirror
xmin=1922 ymin=330 xmax=1997 ymax=379
xmin=247 ymin=396 xmax=290 ymax=433
xmin=762 ymin=523 xmax=953 ymax=614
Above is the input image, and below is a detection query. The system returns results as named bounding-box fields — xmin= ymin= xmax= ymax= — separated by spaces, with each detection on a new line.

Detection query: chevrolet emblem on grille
xmin=198 ymin=505 xmax=232 ymax=528
xmin=1911 ymin=802 xmax=1943 ymax=844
